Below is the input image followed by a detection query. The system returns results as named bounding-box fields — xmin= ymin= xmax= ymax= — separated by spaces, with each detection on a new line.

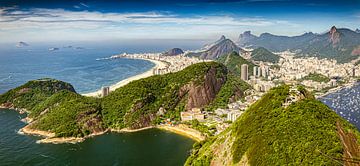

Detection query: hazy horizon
xmin=1 ymin=0 xmax=359 ymax=43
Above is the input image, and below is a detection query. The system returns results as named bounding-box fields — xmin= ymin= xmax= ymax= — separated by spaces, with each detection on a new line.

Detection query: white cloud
xmin=0 ymin=7 xmax=298 ymax=42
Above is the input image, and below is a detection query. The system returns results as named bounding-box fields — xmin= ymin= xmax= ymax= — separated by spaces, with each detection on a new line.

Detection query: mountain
xmin=202 ymin=35 xmax=226 ymax=51
xmin=1 ymin=62 xmax=249 ymax=138
xmin=237 ymin=26 xmax=360 ymax=63
xmin=163 ymin=48 xmax=184 ymax=56
xmin=16 ymin=41 xmax=29 ymax=47
xmin=250 ymin=47 xmax=280 ymax=63
xmin=300 ymin=26 xmax=360 ymax=63
xmin=237 ymin=31 xmax=257 ymax=47
xmin=185 ymin=85 xmax=360 ymax=165
xmin=0 ymin=78 xmax=75 ymax=111
xmin=186 ymin=36 xmax=244 ymax=60
xmin=217 ymin=51 xmax=255 ymax=77
xmin=238 ymin=31 xmax=316 ymax=51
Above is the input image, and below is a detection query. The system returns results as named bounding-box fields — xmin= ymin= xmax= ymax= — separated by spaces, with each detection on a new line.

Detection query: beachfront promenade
xmin=82 ymin=53 xmax=209 ymax=97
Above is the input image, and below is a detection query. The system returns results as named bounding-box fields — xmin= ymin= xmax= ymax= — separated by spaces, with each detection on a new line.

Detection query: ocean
xmin=0 ymin=41 xmax=204 ymax=165
xmin=0 ymin=109 xmax=194 ymax=165
xmin=319 ymin=82 xmax=360 ymax=130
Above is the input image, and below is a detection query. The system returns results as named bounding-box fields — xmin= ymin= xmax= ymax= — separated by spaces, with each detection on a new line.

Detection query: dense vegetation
xmin=217 ymin=51 xmax=256 ymax=77
xmin=250 ymin=47 xmax=280 ymax=63
xmin=186 ymin=85 xmax=360 ymax=165
xmin=31 ymin=90 xmax=104 ymax=137
xmin=0 ymin=78 xmax=75 ymax=111
xmin=1 ymin=62 xmax=244 ymax=137
xmin=205 ymin=74 xmax=251 ymax=111
xmin=101 ymin=62 xmax=227 ymax=129
xmin=300 ymin=73 xmax=331 ymax=83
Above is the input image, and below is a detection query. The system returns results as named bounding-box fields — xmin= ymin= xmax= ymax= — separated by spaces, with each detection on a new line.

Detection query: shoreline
xmin=82 ymin=57 xmax=168 ymax=97
xmin=18 ymin=123 xmax=205 ymax=144
xmin=157 ymin=124 xmax=206 ymax=142
xmin=316 ymin=81 xmax=359 ymax=99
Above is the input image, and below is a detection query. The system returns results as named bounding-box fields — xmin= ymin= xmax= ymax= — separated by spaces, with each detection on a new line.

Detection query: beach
xmin=82 ymin=58 xmax=168 ymax=97
xmin=157 ymin=124 xmax=206 ymax=142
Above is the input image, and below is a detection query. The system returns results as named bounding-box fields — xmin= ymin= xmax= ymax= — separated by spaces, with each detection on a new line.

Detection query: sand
xmin=157 ymin=124 xmax=206 ymax=142
xmin=82 ymin=58 xmax=168 ymax=97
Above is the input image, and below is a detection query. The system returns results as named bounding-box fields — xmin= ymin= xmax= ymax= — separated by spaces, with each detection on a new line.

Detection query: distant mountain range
xmin=187 ymin=36 xmax=243 ymax=60
xmin=238 ymin=26 xmax=360 ymax=63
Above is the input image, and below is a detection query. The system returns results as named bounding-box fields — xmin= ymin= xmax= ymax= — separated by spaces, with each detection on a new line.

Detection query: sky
xmin=0 ymin=0 xmax=360 ymax=43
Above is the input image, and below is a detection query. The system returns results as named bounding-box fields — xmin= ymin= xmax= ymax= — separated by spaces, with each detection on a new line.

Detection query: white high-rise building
xmin=241 ymin=64 xmax=249 ymax=81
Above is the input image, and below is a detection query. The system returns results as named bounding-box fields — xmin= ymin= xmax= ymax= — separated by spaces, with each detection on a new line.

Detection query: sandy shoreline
xmin=157 ymin=124 xmax=206 ymax=142
xmin=18 ymin=123 xmax=204 ymax=144
xmin=82 ymin=58 xmax=168 ymax=97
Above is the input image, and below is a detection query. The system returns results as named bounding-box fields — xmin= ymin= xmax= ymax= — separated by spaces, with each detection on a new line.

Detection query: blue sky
xmin=0 ymin=0 xmax=359 ymax=43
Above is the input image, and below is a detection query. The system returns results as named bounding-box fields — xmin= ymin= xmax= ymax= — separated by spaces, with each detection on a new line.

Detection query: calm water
xmin=0 ymin=46 xmax=154 ymax=94
xmin=0 ymin=42 xmax=204 ymax=165
xmin=0 ymin=109 xmax=194 ymax=166
xmin=0 ymin=40 xmax=205 ymax=94
xmin=320 ymin=82 xmax=360 ymax=130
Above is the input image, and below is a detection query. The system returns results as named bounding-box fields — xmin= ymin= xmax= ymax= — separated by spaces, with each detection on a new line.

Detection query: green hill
xmin=251 ymin=47 xmax=280 ymax=63
xmin=0 ymin=78 xmax=75 ymax=111
xmin=300 ymin=73 xmax=331 ymax=83
xmin=0 ymin=62 xmax=251 ymax=138
xmin=185 ymin=85 xmax=360 ymax=165
xmin=217 ymin=51 xmax=256 ymax=77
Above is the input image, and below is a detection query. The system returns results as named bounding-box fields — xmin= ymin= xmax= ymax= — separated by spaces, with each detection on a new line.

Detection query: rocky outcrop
xmin=237 ymin=31 xmax=257 ymax=46
xmin=329 ymin=26 xmax=341 ymax=47
xmin=180 ymin=66 xmax=227 ymax=110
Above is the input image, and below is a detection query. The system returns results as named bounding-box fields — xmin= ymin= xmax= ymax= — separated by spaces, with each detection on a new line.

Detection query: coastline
xmin=157 ymin=124 xmax=206 ymax=142
xmin=316 ymin=81 xmax=359 ymax=99
xmin=82 ymin=58 xmax=168 ymax=97
xmin=18 ymin=123 xmax=205 ymax=144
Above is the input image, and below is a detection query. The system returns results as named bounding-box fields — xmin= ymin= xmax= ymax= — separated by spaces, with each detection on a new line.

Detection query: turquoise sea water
xmin=0 ymin=46 xmax=154 ymax=94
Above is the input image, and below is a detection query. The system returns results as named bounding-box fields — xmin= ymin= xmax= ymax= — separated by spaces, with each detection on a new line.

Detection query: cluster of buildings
xmin=112 ymin=53 xmax=208 ymax=76
xmin=180 ymin=108 xmax=205 ymax=121
xmin=270 ymin=52 xmax=359 ymax=91
xmin=275 ymin=52 xmax=359 ymax=80
xmin=240 ymin=63 xmax=276 ymax=92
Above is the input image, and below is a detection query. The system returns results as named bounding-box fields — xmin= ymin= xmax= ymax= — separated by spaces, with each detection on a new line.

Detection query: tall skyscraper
xmin=241 ymin=64 xmax=249 ymax=81
xmin=253 ymin=66 xmax=257 ymax=77
xmin=352 ymin=67 xmax=356 ymax=77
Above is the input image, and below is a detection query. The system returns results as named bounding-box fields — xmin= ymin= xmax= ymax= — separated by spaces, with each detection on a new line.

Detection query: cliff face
xmin=329 ymin=26 xmax=341 ymax=47
xmin=181 ymin=66 xmax=226 ymax=110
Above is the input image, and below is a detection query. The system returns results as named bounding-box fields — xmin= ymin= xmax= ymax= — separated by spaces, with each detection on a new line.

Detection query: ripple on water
xmin=320 ymin=82 xmax=360 ymax=130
